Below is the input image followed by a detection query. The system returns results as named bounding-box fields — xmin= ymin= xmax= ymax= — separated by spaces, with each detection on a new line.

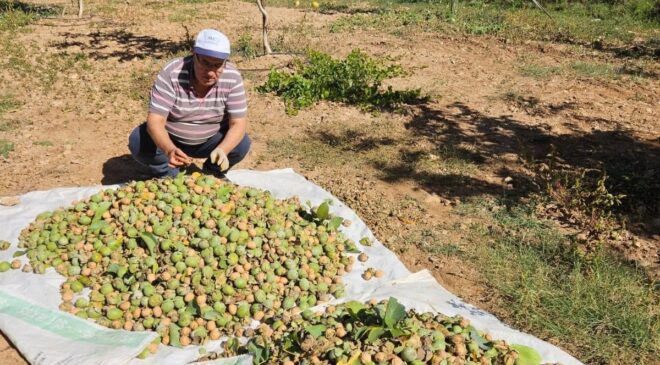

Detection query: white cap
xmin=194 ymin=29 xmax=230 ymax=60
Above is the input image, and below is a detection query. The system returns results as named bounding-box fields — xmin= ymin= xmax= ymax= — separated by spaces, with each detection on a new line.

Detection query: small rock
xmin=503 ymin=176 xmax=513 ymax=184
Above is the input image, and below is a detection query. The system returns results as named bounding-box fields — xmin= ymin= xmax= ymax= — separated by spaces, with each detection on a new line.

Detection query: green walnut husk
xmin=213 ymin=297 xmax=554 ymax=365
xmin=12 ymin=173 xmax=359 ymax=347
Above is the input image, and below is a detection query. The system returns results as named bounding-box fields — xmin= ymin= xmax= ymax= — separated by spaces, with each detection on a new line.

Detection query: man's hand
xmin=209 ymin=146 xmax=229 ymax=171
xmin=167 ymin=147 xmax=192 ymax=168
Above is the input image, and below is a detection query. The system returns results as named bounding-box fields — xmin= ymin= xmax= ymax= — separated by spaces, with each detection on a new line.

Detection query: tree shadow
xmin=101 ymin=154 xmax=153 ymax=185
xmin=316 ymin=130 xmax=396 ymax=151
xmin=51 ymin=27 xmax=194 ymax=61
xmin=604 ymin=39 xmax=660 ymax=60
xmin=310 ymin=102 xmax=659 ymax=237
xmin=319 ymin=4 xmax=383 ymax=15
xmin=400 ymin=102 xmax=660 ymax=236
xmin=0 ymin=0 xmax=60 ymax=16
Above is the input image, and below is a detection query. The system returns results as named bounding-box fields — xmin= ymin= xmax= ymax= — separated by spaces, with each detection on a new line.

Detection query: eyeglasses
xmin=194 ymin=53 xmax=226 ymax=71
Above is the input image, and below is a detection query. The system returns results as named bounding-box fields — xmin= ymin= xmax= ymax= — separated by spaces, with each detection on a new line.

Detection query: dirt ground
xmin=0 ymin=0 xmax=658 ymax=364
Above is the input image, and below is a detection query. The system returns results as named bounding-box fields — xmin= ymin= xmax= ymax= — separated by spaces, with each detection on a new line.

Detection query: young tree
xmin=256 ymin=0 xmax=272 ymax=54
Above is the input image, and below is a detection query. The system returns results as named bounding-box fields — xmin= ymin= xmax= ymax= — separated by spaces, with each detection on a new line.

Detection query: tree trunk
xmin=256 ymin=0 xmax=272 ymax=54
xmin=78 ymin=0 xmax=83 ymax=18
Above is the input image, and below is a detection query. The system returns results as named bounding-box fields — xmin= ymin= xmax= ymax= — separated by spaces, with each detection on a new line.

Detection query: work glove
xmin=209 ymin=146 xmax=230 ymax=171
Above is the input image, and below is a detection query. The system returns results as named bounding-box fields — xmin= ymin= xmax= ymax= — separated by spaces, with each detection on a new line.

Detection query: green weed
xmin=129 ymin=68 xmax=156 ymax=103
xmin=0 ymin=119 xmax=19 ymax=131
xmin=570 ymin=61 xmax=617 ymax=78
xmin=33 ymin=140 xmax=53 ymax=146
xmin=326 ymin=1 xmax=658 ymax=54
xmin=423 ymin=242 xmax=462 ymax=256
xmin=266 ymin=137 xmax=349 ymax=169
xmin=0 ymin=1 xmax=59 ymax=31
xmin=168 ymin=7 xmax=198 ymax=23
xmin=0 ymin=94 xmax=20 ymax=115
xmin=519 ymin=63 xmax=562 ymax=78
xmin=177 ymin=0 xmax=216 ymax=3
xmin=258 ymin=49 xmax=426 ymax=115
xmin=0 ymin=139 xmax=14 ymax=158
xmin=466 ymin=202 xmax=659 ymax=365
xmin=235 ymin=32 xmax=259 ymax=59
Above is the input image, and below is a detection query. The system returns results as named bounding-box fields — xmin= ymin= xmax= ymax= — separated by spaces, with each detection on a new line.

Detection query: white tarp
xmin=0 ymin=168 xmax=582 ymax=365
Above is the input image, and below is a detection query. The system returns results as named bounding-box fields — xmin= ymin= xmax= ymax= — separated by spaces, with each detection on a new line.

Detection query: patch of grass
xmin=0 ymin=94 xmax=20 ymax=115
xmin=0 ymin=119 xmax=20 ymax=131
xmin=33 ymin=140 xmax=53 ymax=146
xmin=168 ymin=7 xmax=199 ymax=23
xmin=129 ymin=68 xmax=156 ymax=103
xmin=519 ymin=63 xmax=562 ymax=78
xmin=570 ymin=61 xmax=617 ymax=78
xmin=41 ymin=51 xmax=93 ymax=89
xmin=410 ymin=145 xmax=481 ymax=178
xmin=0 ymin=139 xmax=14 ymax=158
xmin=423 ymin=242 xmax=463 ymax=256
xmin=0 ymin=0 xmax=58 ymax=32
xmin=326 ymin=1 xmax=658 ymax=54
xmin=465 ymin=201 xmax=659 ymax=365
xmin=0 ymin=37 xmax=31 ymax=76
xmin=234 ymin=32 xmax=259 ymax=59
xmin=266 ymin=137 xmax=349 ymax=169
xmin=258 ymin=49 xmax=427 ymax=115
xmin=459 ymin=7 xmax=507 ymax=35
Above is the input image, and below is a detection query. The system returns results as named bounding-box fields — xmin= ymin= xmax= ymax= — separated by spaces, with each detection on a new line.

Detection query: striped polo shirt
xmin=149 ymin=56 xmax=248 ymax=145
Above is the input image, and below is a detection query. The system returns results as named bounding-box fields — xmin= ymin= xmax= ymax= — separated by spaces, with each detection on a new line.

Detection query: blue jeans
xmin=128 ymin=123 xmax=251 ymax=177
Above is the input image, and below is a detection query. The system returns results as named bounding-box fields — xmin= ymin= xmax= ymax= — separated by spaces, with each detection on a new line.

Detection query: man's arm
xmin=146 ymin=112 xmax=191 ymax=167
xmin=215 ymin=117 xmax=247 ymax=154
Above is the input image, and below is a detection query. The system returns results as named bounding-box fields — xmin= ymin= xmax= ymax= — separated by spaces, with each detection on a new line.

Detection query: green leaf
xmin=469 ymin=326 xmax=492 ymax=350
xmin=12 ymin=250 xmax=26 ymax=258
xmin=510 ymin=344 xmax=542 ymax=365
xmin=304 ymin=324 xmax=327 ymax=338
xmin=246 ymin=338 xmax=270 ymax=365
xmin=169 ymin=324 xmax=181 ymax=348
xmin=139 ymin=232 xmax=157 ymax=255
xmin=327 ymin=216 xmax=344 ymax=231
xmin=116 ymin=265 xmax=128 ymax=279
xmin=91 ymin=202 xmax=112 ymax=224
xmin=89 ymin=220 xmax=109 ymax=233
xmin=225 ymin=337 xmax=240 ymax=354
xmin=316 ymin=202 xmax=329 ymax=220
xmin=203 ymin=310 xmax=220 ymax=320
xmin=186 ymin=299 xmax=201 ymax=316
xmin=366 ymin=326 xmax=386 ymax=343
xmin=344 ymin=301 xmax=367 ymax=320
xmin=383 ymin=297 xmax=406 ymax=329
xmin=282 ymin=335 xmax=296 ymax=353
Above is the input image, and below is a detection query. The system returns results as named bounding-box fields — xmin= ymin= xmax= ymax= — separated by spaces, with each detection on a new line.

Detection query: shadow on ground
xmin=101 ymin=154 xmax=152 ymax=184
xmin=0 ymin=0 xmax=60 ymax=16
xmin=52 ymin=28 xmax=193 ymax=61
xmin=409 ymin=102 xmax=659 ymax=235
xmin=312 ymin=102 xmax=660 ymax=237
